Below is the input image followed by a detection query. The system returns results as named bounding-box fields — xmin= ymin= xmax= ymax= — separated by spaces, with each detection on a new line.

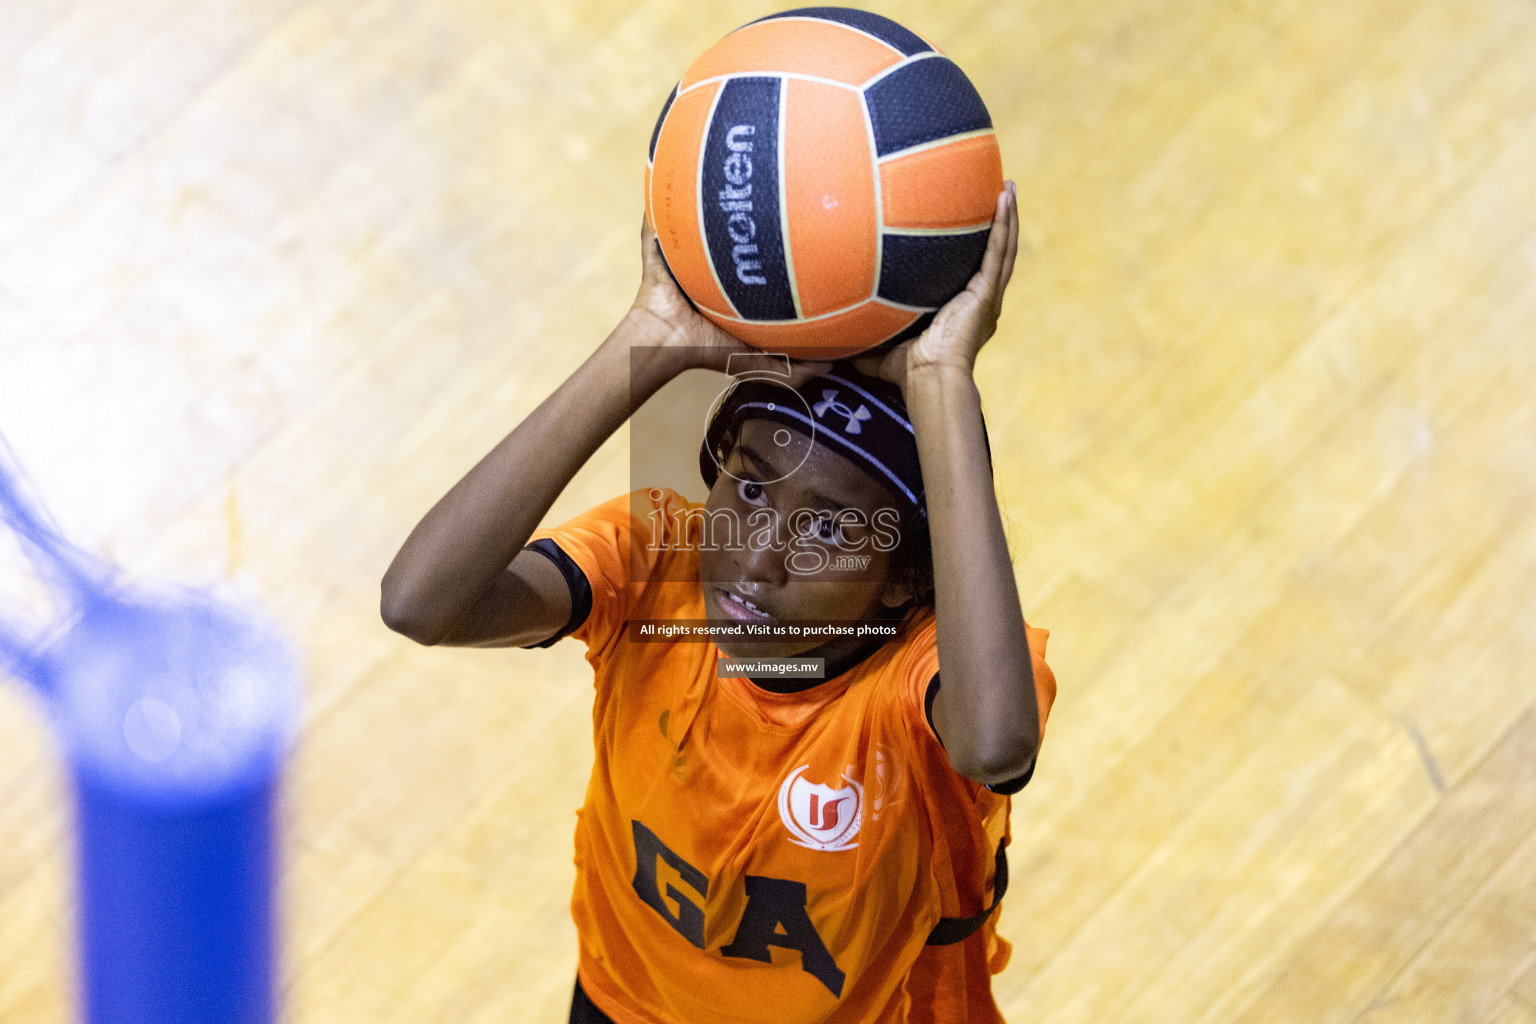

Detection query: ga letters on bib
xmin=526 ymin=489 xmax=1056 ymax=1024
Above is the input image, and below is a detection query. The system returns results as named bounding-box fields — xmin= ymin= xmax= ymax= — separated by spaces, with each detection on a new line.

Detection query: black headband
xmin=699 ymin=362 xmax=995 ymax=522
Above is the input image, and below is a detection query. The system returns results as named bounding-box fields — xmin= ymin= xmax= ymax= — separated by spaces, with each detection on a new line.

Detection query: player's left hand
xmin=853 ymin=181 xmax=1019 ymax=391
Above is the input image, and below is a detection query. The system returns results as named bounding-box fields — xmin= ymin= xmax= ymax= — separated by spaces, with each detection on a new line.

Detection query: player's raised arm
xmin=856 ymin=183 xmax=1038 ymax=785
xmin=381 ymin=220 xmax=756 ymax=648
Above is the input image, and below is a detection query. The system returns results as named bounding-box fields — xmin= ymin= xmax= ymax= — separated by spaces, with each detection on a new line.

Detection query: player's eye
xmin=736 ymin=477 xmax=768 ymax=507
xmin=812 ymin=512 xmax=845 ymax=545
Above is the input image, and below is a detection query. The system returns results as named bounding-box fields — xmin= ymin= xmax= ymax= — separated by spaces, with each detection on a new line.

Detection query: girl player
xmin=382 ymin=182 xmax=1055 ymax=1023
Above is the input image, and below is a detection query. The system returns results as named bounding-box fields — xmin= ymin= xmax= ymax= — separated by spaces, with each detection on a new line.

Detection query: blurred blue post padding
xmin=0 ymin=435 xmax=298 ymax=1024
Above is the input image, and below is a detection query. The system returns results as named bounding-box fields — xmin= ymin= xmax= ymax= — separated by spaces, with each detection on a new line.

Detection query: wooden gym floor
xmin=2 ymin=1 xmax=1535 ymax=1021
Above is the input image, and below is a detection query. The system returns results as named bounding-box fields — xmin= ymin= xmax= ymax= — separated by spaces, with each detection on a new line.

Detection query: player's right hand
xmin=624 ymin=215 xmax=748 ymax=370
xmin=625 ymin=216 xmax=831 ymax=385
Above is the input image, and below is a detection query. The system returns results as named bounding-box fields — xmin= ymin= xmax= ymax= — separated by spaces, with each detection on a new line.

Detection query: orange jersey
xmin=529 ymin=488 xmax=1056 ymax=1024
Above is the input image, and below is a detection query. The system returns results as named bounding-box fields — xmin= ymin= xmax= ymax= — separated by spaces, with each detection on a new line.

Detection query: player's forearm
xmin=380 ymin=317 xmax=684 ymax=643
xmin=905 ymin=363 xmax=1039 ymax=784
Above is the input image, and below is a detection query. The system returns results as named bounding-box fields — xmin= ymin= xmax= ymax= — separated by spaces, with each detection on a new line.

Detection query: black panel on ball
xmin=648 ymin=82 xmax=677 ymax=163
xmin=748 ymin=7 xmax=935 ymax=57
xmin=701 ymin=77 xmax=797 ymax=321
xmin=864 ymin=57 xmax=992 ymax=158
xmin=877 ymin=230 xmax=990 ymax=310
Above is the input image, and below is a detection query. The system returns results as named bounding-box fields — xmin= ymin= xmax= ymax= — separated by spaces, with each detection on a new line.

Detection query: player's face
xmin=699 ymin=419 xmax=913 ymax=659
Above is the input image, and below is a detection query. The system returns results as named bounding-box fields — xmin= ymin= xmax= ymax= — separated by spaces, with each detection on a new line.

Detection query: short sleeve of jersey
xmin=894 ymin=618 xmax=1058 ymax=764
xmin=526 ymin=488 xmax=697 ymax=661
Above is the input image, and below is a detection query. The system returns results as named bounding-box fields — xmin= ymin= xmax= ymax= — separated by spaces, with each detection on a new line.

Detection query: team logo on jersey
xmin=778 ymin=765 xmax=863 ymax=851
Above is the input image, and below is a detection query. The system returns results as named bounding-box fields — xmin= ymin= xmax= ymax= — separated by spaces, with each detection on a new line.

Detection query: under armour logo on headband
xmin=813 ymin=390 xmax=872 ymax=434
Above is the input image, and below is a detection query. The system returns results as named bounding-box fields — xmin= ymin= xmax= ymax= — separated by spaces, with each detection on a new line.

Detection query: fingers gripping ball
xmin=645 ymin=7 xmax=1004 ymax=359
